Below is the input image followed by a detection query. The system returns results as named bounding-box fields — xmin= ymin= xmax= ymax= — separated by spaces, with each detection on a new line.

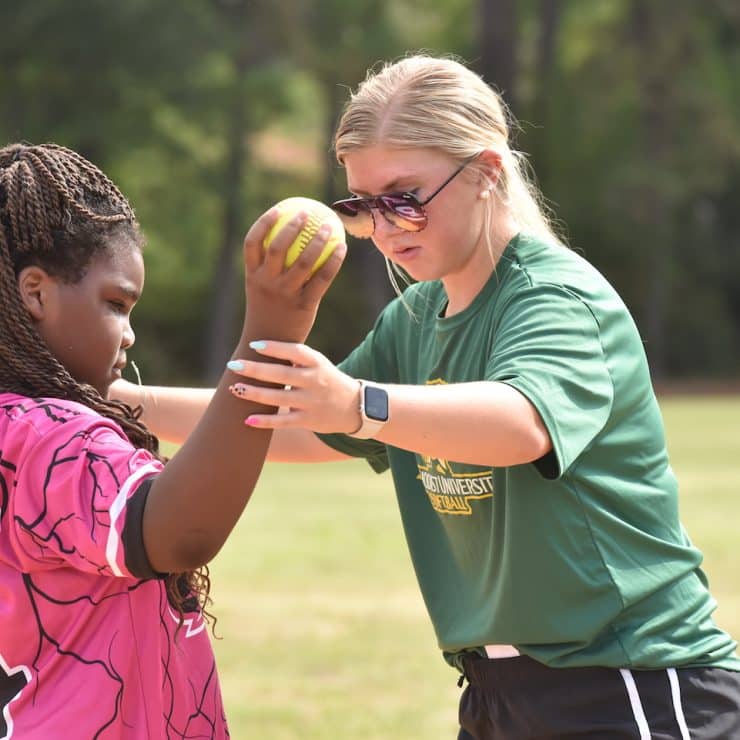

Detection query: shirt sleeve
xmin=486 ymin=284 xmax=614 ymax=478
xmin=8 ymin=413 xmax=164 ymax=578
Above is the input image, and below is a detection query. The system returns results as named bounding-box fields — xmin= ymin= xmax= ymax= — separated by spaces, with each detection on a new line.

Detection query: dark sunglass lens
xmin=380 ymin=195 xmax=427 ymax=232
xmin=332 ymin=199 xmax=362 ymax=217
xmin=342 ymin=212 xmax=375 ymax=238
xmin=332 ymin=199 xmax=376 ymax=238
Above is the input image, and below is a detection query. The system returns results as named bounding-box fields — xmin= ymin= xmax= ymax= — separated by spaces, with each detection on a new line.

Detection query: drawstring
xmin=455 ymin=651 xmax=473 ymax=687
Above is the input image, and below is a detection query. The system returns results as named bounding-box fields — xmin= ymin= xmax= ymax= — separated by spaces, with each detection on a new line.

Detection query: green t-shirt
xmin=318 ymin=233 xmax=739 ymax=671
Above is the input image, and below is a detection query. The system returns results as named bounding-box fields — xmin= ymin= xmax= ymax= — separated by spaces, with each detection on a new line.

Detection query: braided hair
xmin=0 ymin=142 xmax=213 ymax=628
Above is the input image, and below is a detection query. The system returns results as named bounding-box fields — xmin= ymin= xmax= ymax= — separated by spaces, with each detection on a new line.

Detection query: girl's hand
xmin=226 ymin=341 xmax=362 ymax=433
xmin=241 ymin=208 xmax=346 ymax=344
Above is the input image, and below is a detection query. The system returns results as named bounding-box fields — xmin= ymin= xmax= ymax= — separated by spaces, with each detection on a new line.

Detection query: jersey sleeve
xmin=486 ymin=284 xmax=614 ymax=478
xmin=7 ymin=412 xmax=164 ymax=578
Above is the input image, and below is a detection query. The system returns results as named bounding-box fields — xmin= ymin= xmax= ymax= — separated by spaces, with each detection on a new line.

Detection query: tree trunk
xmin=205 ymin=83 xmax=247 ymax=382
xmin=476 ymin=0 xmax=519 ymax=112
xmin=631 ymin=0 xmax=671 ymax=380
xmin=204 ymin=0 xmax=273 ymax=381
xmin=204 ymin=0 xmax=255 ymax=382
xmin=529 ymin=0 xmax=562 ymax=191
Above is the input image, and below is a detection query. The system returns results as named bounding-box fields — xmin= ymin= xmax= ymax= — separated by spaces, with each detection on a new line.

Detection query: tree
xmin=202 ymin=0 xmax=289 ymax=380
xmin=527 ymin=0 xmax=563 ymax=193
xmin=3 ymin=0 xmax=738 ymax=380
xmin=476 ymin=0 xmax=519 ymax=111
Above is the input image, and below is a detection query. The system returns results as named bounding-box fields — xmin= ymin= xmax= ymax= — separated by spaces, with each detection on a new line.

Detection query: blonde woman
xmin=114 ymin=56 xmax=740 ymax=738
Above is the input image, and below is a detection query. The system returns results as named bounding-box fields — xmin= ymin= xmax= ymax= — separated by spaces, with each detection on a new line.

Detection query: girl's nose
xmin=122 ymin=321 xmax=135 ymax=349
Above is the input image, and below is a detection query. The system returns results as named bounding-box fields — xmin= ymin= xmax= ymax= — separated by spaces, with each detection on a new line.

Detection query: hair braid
xmin=0 ymin=142 xmax=214 ymax=631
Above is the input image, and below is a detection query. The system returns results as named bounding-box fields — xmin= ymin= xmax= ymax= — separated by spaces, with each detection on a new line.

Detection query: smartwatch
xmin=349 ymin=380 xmax=389 ymax=439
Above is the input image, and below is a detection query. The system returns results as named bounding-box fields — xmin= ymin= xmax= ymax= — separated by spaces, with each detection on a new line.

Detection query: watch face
xmin=364 ymin=385 xmax=389 ymax=422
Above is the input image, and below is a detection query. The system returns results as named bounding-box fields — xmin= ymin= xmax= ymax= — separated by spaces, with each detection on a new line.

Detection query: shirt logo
xmin=415 ymin=378 xmax=494 ymax=515
xmin=417 ymin=456 xmax=494 ymax=515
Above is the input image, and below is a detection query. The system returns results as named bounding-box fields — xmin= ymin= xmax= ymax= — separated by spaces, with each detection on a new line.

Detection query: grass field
xmin=201 ymin=395 xmax=740 ymax=739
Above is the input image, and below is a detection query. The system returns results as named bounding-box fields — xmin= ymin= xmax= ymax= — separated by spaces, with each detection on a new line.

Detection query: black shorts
xmin=457 ymin=653 xmax=740 ymax=739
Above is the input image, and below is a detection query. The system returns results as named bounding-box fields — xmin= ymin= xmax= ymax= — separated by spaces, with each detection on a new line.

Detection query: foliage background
xmin=2 ymin=4 xmax=738 ymax=737
xmin=1 ymin=0 xmax=738 ymax=384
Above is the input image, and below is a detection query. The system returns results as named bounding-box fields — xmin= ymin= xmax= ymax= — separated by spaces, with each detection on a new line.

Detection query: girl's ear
xmin=17 ymin=265 xmax=53 ymax=321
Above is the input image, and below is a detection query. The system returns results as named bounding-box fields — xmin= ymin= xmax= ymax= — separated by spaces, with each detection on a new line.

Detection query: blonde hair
xmin=334 ymin=54 xmax=564 ymax=289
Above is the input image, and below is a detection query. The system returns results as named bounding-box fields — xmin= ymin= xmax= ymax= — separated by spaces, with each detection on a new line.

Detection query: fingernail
xmin=227 ymin=360 xmax=244 ymax=371
xmin=249 ymin=341 xmax=267 ymax=350
xmin=229 ymin=383 xmax=248 ymax=397
xmin=245 ymin=416 xmax=259 ymax=426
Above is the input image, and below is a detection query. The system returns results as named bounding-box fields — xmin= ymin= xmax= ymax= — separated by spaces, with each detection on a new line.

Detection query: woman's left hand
xmin=227 ymin=341 xmax=361 ymax=433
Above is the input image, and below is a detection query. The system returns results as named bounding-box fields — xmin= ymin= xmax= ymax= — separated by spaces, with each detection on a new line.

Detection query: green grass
xmin=198 ymin=395 xmax=740 ymax=739
xmin=659 ymin=395 xmax=740 ymax=639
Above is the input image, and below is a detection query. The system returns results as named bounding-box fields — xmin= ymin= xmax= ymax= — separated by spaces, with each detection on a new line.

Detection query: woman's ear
xmin=475 ymin=149 xmax=503 ymax=195
xmin=17 ymin=265 xmax=53 ymax=321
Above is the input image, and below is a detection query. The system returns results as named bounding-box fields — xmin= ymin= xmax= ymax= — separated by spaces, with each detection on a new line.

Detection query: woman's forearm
xmin=374 ymin=381 xmax=552 ymax=467
xmin=224 ymin=343 xmax=552 ymax=468
xmin=111 ymin=380 xmax=213 ymax=444
xmin=111 ymin=379 xmax=348 ymax=462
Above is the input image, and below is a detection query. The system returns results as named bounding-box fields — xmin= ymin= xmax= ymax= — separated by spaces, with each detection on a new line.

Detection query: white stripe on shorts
xmin=619 ymin=668 xmax=651 ymax=740
xmin=667 ymin=667 xmax=691 ymax=740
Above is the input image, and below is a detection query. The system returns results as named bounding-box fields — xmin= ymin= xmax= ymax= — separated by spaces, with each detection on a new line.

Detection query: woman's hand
xmin=241 ymin=207 xmax=346 ymax=344
xmin=227 ymin=341 xmax=362 ymax=434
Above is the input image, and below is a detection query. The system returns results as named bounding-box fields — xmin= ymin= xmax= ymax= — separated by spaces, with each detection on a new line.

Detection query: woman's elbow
xmin=519 ymin=420 xmax=553 ymax=464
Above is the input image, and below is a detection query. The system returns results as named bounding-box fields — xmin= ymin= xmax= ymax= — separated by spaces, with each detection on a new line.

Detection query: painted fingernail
xmin=245 ymin=416 xmax=259 ymax=426
xmin=227 ymin=360 xmax=245 ymax=371
xmin=249 ymin=341 xmax=267 ymax=350
xmin=229 ymin=383 xmax=248 ymax=397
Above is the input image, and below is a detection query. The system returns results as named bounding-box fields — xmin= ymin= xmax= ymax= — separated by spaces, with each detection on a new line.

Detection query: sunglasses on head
xmin=331 ymin=156 xmax=477 ymax=239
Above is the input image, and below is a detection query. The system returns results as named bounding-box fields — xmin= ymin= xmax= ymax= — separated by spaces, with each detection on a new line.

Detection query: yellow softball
xmin=263 ymin=197 xmax=345 ymax=273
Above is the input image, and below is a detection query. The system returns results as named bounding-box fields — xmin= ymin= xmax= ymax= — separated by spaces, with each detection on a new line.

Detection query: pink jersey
xmin=0 ymin=394 xmax=229 ymax=738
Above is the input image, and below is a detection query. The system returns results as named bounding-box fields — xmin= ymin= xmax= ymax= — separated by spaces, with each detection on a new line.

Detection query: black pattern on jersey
xmin=22 ymin=573 xmax=225 ymax=738
xmin=0 ymin=456 xmax=15 ymax=525
xmin=0 ymin=397 xmax=228 ymax=738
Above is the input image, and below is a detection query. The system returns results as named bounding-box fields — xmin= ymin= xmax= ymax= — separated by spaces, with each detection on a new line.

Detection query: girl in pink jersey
xmin=0 ymin=142 xmax=345 ymax=738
